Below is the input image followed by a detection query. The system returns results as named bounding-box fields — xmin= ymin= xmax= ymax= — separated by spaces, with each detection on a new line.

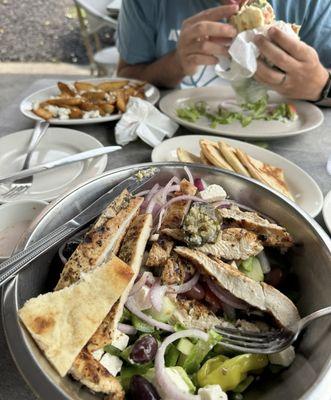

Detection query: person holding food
xmin=116 ymin=0 xmax=331 ymax=104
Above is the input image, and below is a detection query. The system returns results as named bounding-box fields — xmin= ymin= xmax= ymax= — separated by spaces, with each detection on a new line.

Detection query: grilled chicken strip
xmin=145 ymin=238 xmax=174 ymax=268
xmin=88 ymin=213 xmax=153 ymax=351
xmin=161 ymin=254 xmax=194 ymax=285
xmin=198 ymin=228 xmax=263 ymax=260
xmin=218 ymin=205 xmax=293 ymax=248
xmin=70 ymin=347 xmax=124 ymax=400
xmin=175 ymin=247 xmax=300 ymax=331
xmin=161 ymin=179 xmax=197 ymax=229
xmin=172 ymin=299 xmax=267 ymax=333
xmin=55 ymin=190 xmax=143 ymax=290
xmin=161 ymin=228 xmax=185 ymax=242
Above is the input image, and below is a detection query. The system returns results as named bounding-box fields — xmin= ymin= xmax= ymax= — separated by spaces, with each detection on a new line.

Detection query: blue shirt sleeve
xmin=116 ymin=0 xmax=158 ymax=65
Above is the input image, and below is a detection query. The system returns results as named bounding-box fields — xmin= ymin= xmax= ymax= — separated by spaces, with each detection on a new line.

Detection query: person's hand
xmin=254 ymin=27 xmax=329 ymax=101
xmin=175 ymin=4 xmax=239 ymax=77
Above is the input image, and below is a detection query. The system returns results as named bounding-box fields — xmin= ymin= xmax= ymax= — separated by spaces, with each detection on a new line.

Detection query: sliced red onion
xmin=135 ymin=189 xmax=151 ymax=197
xmin=155 ymin=208 xmax=166 ymax=232
xmin=150 ymin=280 xmax=168 ymax=312
xmin=207 ymin=279 xmax=248 ymax=310
xmin=161 ymin=176 xmax=181 ymax=203
xmin=327 ymin=155 xmax=331 ymax=176
xmin=155 ymin=329 xmax=208 ymax=400
xmin=118 ymin=323 xmax=137 ymax=335
xmin=58 ymin=242 xmax=68 ymax=265
xmin=146 ymin=184 xmax=160 ymax=202
xmin=126 ymin=298 xmax=174 ymax=332
xmin=257 ymin=251 xmax=271 ymax=274
xmin=184 ymin=166 xmax=194 ymax=184
xmin=168 ymin=271 xmax=200 ymax=294
xmin=193 ymin=178 xmax=206 ymax=192
xmin=129 ymin=271 xmax=155 ymax=297
xmin=159 ymin=195 xmax=207 ymax=213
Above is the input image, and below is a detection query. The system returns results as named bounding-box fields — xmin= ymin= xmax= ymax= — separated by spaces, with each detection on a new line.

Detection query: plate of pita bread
xmin=159 ymin=87 xmax=324 ymax=139
xmin=151 ymin=135 xmax=323 ymax=217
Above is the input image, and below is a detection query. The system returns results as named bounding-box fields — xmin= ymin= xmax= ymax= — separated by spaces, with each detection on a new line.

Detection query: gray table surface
xmin=0 ymin=74 xmax=330 ymax=400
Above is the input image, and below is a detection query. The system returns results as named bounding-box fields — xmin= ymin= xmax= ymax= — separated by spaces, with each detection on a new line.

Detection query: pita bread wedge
xmin=200 ymin=151 xmax=213 ymax=165
xmin=55 ymin=191 xmax=143 ymax=290
xmin=200 ymin=139 xmax=234 ymax=171
xmin=19 ymin=256 xmax=133 ymax=377
xmin=177 ymin=147 xmax=201 ymax=163
xmin=87 ymin=213 xmax=153 ymax=351
xmin=174 ymin=247 xmax=300 ymax=331
xmin=218 ymin=141 xmax=250 ymax=177
xmin=236 ymin=149 xmax=294 ymax=200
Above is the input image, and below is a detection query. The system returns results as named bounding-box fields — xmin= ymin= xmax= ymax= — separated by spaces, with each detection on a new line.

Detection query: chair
xmin=74 ymin=0 xmax=120 ymax=76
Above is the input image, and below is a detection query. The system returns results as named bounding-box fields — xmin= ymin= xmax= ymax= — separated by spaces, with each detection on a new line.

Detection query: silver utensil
xmin=0 ymin=167 xmax=159 ymax=287
xmin=215 ymin=306 xmax=331 ymax=354
xmin=2 ymin=121 xmax=49 ymax=199
xmin=0 ymin=146 xmax=122 ymax=184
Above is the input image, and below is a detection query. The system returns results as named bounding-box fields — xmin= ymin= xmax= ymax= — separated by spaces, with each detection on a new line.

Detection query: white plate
xmin=323 ymin=191 xmax=331 ymax=234
xmin=20 ymin=78 xmax=160 ymax=125
xmin=0 ymin=128 xmax=108 ymax=202
xmin=151 ymin=135 xmax=323 ymax=218
xmin=159 ymin=87 xmax=324 ymax=140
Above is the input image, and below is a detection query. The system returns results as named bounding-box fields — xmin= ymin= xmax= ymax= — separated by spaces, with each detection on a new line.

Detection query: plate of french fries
xmin=151 ymin=134 xmax=323 ymax=218
xmin=20 ymin=78 xmax=160 ymax=125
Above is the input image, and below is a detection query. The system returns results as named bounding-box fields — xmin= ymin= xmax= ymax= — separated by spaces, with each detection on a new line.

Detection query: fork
xmin=215 ymin=306 xmax=331 ymax=354
xmin=2 ymin=121 xmax=49 ymax=199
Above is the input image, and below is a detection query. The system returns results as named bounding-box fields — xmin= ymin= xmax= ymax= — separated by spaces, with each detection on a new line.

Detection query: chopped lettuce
xmin=176 ymin=95 xmax=297 ymax=128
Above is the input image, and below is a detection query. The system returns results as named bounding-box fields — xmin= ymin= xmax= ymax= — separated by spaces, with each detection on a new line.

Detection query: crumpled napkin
xmin=115 ymin=97 xmax=178 ymax=147
xmin=216 ymin=20 xmax=299 ymax=102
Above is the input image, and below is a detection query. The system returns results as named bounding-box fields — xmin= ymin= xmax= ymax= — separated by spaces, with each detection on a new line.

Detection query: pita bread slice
xmin=200 ymin=151 xmax=212 ymax=165
xmin=236 ymin=149 xmax=294 ymax=200
xmin=19 ymin=256 xmax=133 ymax=377
xmin=200 ymin=139 xmax=234 ymax=171
xmin=87 ymin=213 xmax=153 ymax=351
xmin=218 ymin=141 xmax=250 ymax=177
xmin=177 ymin=147 xmax=201 ymax=163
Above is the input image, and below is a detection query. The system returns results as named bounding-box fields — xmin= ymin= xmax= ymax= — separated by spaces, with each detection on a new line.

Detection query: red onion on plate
xmin=118 ymin=323 xmax=137 ymax=335
xmin=155 ymin=329 xmax=208 ymax=400
xmin=207 ymin=279 xmax=248 ymax=310
xmin=126 ymin=298 xmax=174 ymax=332
xmin=149 ymin=280 xmax=168 ymax=312
xmin=193 ymin=178 xmax=206 ymax=192
xmin=184 ymin=166 xmax=194 ymax=185
xmin=168 ymin=271 xmax=200 ymax=294
xmin=129 ymin=271 xmax=155 ymax=297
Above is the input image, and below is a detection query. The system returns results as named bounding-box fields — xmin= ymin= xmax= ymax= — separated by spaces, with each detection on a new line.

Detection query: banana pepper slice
xmin=197 ymin=354 xmax=268 ymax=392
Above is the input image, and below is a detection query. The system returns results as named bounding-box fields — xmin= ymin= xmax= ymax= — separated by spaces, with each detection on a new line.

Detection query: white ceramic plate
xmin=159 ymin=87 xmax=324 ymax=140
xmin=0 ymin=128 xmax=108 ymax=202
xmin=323 ymin=191 xmax=331 ymax=234
xmin=20 ymin=78 xmax=160 ymax=125
xmin=151 ymin=134 xmax=323 ymax=217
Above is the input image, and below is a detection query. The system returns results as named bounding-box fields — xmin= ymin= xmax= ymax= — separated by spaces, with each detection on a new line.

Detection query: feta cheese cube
xmin=200 ymin=184 xmax=227 ymax=202
xmin=92 ymin=348 xmax=104 ymax=361
xmin=268 ymin=346 xmax=295 ymax=367
xmin=112 ymin=330 xmax=130 ymax=351
xmin=132 ymin=285 xmax=152 ymax=311
xmin=198 ymin=385 xmax=228 ymax=400
xmin=99 ymin=353 xmax=123 ymax=376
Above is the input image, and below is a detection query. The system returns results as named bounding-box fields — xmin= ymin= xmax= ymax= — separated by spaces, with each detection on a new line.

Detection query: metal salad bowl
xmin=2 ymin=162 xmax=331 ymax=400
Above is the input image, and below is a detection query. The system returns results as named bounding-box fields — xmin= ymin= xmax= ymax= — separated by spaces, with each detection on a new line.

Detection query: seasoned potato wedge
xmin=46 ymin=98 xmax=82 ymax=107
xmin=74 ymin=81 xmax=96 ymax=91
xmin=33 ymin=107 xmax=53 ymax=120
xmin=116 ymin=92 xmax=127 ymax=113
xmin=81 ymin=91 xmax=106 ymax=101
xmin=69 ymin=107 xmax=84 ymax=119
xmin=57 ymin=82 xmax=75 ymax=97
xmin=98 ymin=102 xmax=115 ymax=114
xmin=80 ymin=101 xmax=99 ymax=111
xmin=97 ymin=80 xmax=129 ymax=91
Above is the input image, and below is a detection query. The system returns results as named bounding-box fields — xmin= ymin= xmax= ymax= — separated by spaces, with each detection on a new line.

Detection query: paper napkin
xmin=115 ymin=97 xmax=178 ymax=147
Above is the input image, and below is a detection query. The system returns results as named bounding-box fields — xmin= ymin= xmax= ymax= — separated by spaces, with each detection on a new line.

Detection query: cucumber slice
xmin=132 ymin=314 xmax=154 ymax=333
xmin=147 ymin=296 xmax=176 ymax=323
xmin=177 ymin=338 xmax=194 ymax=356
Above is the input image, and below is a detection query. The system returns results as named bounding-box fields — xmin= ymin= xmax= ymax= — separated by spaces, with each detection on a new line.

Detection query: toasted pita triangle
xmin=218 ymin=141 xmax=250 ymax=177
xmin=177 ymin=147 xmax=201 ymax=163
xmin=236 ymin=149 xmax=294 ymax=200
xmin=19 ymin=256 xmax=133 ymax=377
xmin=200 ymin=151 xmax=212 ymax=165
xmin=200 ymin=139 xmax=234 ymax=171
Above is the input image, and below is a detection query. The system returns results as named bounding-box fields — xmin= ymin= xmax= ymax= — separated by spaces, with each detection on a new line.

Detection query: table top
xmin=0 ymin=74 xmax=330 ymax=400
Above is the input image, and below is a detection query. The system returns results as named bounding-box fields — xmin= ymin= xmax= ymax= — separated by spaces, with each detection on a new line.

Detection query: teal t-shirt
xmin=117 ymin=0 xmax=331 ymax=87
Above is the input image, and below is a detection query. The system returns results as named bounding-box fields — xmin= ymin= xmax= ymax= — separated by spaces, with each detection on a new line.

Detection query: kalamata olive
xmin=130 ymin=335 xmax=158 ymax=364
xmin=185 ymin=283 xmax=205 ymax=301
xmin=265 ymin=267 xmax=283 ymax=287
xmin=129 ymin=375 xmax=160 ymax=400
